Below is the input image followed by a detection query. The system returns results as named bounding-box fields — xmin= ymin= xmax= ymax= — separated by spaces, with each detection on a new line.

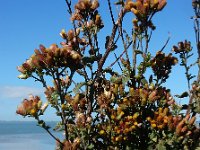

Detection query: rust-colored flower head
xmin=151 ymin=51 xmax=177 ymax=81
xmin=16 ymin=95 xmax=44 ymax=117
xmin=157 ymin=0 xmax=167 ymax=11
xmin=95 ymin=14 xmax=102 ymax=26
xmin=16 ymin=103 xmax=27 ymax=116
xmin=60 ymin=29 xmax=67 ymax=39
xmin=74 ymin=0 xmax=99 ymax=13
xmin=75 ymin=112 xmax=86 ymax=127
xmin=17 ymin=43 xmax=83 ymax=79
xmin=172 ymin=40 xmax=192 ymax=53
xmin=125 ymin=0 xmax=167 ymax=33
xmin=148 ymin=90 xmax=158 ymax=102
xmin=124 ymin=0 xmax=136 ymax=12
xmin=91 ymin=0 xmax=99 ymax=10
xmin=71 ymin=10 xmax=83 ymax=21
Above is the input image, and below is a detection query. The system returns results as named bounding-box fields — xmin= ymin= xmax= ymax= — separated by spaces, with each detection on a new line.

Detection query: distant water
xmin=0 ymin=121 xmax=63 ymax=150
xmin=1 ymin=121 xmax=199 ymax=150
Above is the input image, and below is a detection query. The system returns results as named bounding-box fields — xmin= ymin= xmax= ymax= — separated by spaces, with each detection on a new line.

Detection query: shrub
xmin=17 ymin=0 xmax=200 ymax=149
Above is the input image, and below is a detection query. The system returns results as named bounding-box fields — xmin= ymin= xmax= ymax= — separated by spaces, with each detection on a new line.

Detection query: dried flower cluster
xmin=125 ymin=0 xmax=167 ymax=13
xmin=16 ymin=95 xmax=48 ymax=117
xmin=60 ymin=29 xmax=87 ymax=49
xmin=172 ymin=40 xmax=192 ymax=53
xmin=71 ymin=0 xmax=103 ymax=29
xmin=125 ymin=0 xmax=167 ymax=32
xmin=17 ymin=44 xmax=83 ymax=79
xmin=151 ymin=51 xmax=178 ymax=82
xmin=94 ymin=83 xmax=200 ymax=148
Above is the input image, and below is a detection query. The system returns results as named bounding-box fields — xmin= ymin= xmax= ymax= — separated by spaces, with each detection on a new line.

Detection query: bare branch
xmin=97 ymin=9 xmax=125 ymax=77
xmin=107 ymin=0 xmax=115 ymax=25
xmin=160 ymin=34 xmax=171 ymax=52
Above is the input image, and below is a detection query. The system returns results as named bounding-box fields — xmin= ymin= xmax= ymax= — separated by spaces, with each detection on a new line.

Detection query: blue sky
xmin=0 ymin=0 xmax=197 ymax=121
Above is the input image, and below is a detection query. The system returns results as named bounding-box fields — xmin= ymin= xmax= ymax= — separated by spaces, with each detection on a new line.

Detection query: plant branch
xmin=97 ymin=9 xmax=124 ymax=77
xmin=109 ymin=41 xmax=132 ymax=68
xmin=107 ymin=0 xmax=115 ymax=25
xmin=114 ymin=53 xmax=123 ymax=71
xmin=36 ymin=117 xmax=63 ymax=146
xmin=132 ymin=33 xmax=137 ymax=88
xmin=118 ymin=14 xmax=131 ymax=72
xmin=160 ymin=35 xmax=171 ymax=52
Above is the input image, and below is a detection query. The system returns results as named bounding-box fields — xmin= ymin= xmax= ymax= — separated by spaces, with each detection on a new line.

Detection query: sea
xmin=0 ymin=121 xmax=63 ymax=150
xmin=0 ymin=121 xmax=199 ymax=150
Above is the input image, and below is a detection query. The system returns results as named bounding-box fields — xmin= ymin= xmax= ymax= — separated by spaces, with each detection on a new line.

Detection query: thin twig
xmin=65 ymin=0 xmax=81 ymax=53
xmin=36 ymin=117 xmax=63 ymax=146
xmin=160 ymin=34 xmax=171 ymax=52
xmin=114 ymin=53 xmax=123 ymax=71
xmin=32 ymin=75 xmax=48 ymax=89
xmin=118 ymin=14 xmax=131 ymax=72
xmin=107 ymin=0 xmax=115 ymax=25
xmin=132 ymin=33 xmax=137 ymax=88
xmin=109 ymin=41 xmax=133 ymax=68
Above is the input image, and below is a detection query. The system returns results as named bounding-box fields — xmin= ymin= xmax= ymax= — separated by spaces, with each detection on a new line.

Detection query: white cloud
xmin=0 ymin=86 xmax=42 ymax=99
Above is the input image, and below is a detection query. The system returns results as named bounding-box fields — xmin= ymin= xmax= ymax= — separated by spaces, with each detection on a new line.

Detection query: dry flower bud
xmin=95 ymin=14 xmax=101 ymax=26
xmin=91 ymin=0 xmax=99 ymax=10
xmin=181 ymin=126 xmax=188 ymax=133
xmin=75 ymin=1 xmax=86 ymax=11
xmin=75 ymin=112 xmax=86 ymax=126
xmin=60 ymin=29 xmax=67 ymax=39
xmin=18 ymin=74 xmax=29 ymax=79
xmin=41 ymin=102 xmax=48 ymax=113
xmin=167 ymin=99 xmax=175 ymax=105
xmin=163 ymin=107 xmax=169 ymax=115
xmin=86 ymin=116 xmax=93 ymax=123
xmin=176 ymin=120 xmax=184 ymax=135
xmin=75 ymin=28 xmax=80 ymax=35
xmin=67 ymin=30 xmax=74 ymax=41
xmin=189 ymin=116 xmax=196 ymax=125
xmin=131 ymin=8 xmax=139 ymax=15
xmin=158 ymin=0 xmax=167 ymax=11
xmin=151 ymin=0 xmax=159 ymax=9
xmin=16 ymin=104 xmax=26 ymax=116
xmin=148 ymin=90 xmax=157 ymax=102
xmin=17 ymin=66 xmax=25 ymax=74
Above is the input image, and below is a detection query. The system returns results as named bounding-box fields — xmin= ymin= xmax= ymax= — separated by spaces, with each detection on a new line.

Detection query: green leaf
xmin=135 ymin=50 xmax=143 ymax=55
xmin=103 ymin=68 xmax=119 ymax=76
xmin=141 ymin=78 xmax=148 ymax=86
xmin=82 ymin=56 xmax=96 ymax=64
xmin=88 ymin=144 xmax=94 ymax=149
xmin=18 ymin=74 xmax=29 ymax=79
xmin=110 ymin=76 xmax=122 ymax=84
xmin=51 ymin=92 xmax=59 ymax=103
xmin=149 ymin=75 xmax=153 ymax=83
xmin=115 ymin=0 xmax=124 ymax=6
xmin=149 ymin=132 xmax=157 ymax=142
xmin=53 ymin=122 xmax=64 ymax=131
xmin=73 ymin=82 xmax=85 ymax=94
xmin=122 ymin=68 xmax=130 ymax=84
xmin=175 ymin=91 xmax=189 ymax=98
xmin=157 ymin=140 xmax=167 ymax=150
